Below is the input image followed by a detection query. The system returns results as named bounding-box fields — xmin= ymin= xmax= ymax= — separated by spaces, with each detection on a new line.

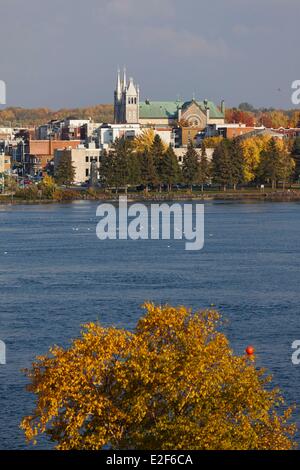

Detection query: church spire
xmin=122 ymin=67 xmax=127 ymax=91
xmin=116 ymin=68 xmax=121 ymax=100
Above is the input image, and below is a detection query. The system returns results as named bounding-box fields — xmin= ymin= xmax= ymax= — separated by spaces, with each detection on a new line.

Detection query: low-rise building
xmin=26 ymin=139 xmax=81 ymax=175
xmin=54 ymin=147 xmax=101 ymax=183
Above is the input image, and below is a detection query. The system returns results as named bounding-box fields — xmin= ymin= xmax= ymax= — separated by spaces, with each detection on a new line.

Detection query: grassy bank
xmin=1 ymin=188 xmax=300 ymax=204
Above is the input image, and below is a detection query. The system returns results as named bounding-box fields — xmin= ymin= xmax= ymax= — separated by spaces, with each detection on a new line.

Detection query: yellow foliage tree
xmin=240 ymin=135 xmax=271 ymax=182
xmin=21 ymin=304 xmax=296 ymax=450
xmin=133 ymin=129 xmax=156 ymax=153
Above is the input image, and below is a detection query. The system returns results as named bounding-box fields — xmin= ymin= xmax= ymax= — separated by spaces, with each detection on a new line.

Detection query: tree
xmin=110 ymin=137 xmax=133 ymax=193
xmin=225 ymin=109 xmax=255 ymax=127
xmin=258 ymin=138 xmax=294 ymax=189
xmin=198 ymin=142 xmax=211 ymax=191
xmin=151 ymin=134 xmax=166 ymax=191
xmin=212 ymin=139 xmax=233 ymax=191
xmin=54 ymin=153 xmax=75 ymax=185
xmin=21 ymin=304 xmax=296 ymax=450
xmin=99 ymin=149 xmax=113 ymax=188
xmin=240 ymin=136 xmax=264 ymax=183
xmin=133 ymin=129 xmax=155 ymax=153
xmin=182 ymin=142 xmax=200 ymax=190
xmin=292 ymin=136 xmax=300 ymax=180
xmin=140 ymin=149 xmax=157 ymax=191
xmin=238 ymin=102 xmax=256 ymax=113
xmin=277 ymin=143 xmax=296 ymax=189
xmin=160 ymin=145 xmax=181 ymax=191
xmin=39 ymin=175 xmax=57 ymax=198
xmin=231 ymin=139 xmax=245 ymax=190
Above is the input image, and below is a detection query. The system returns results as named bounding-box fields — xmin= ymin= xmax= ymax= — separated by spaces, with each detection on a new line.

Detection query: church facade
xmin=114 ymin=69 xmax=225 ymax=128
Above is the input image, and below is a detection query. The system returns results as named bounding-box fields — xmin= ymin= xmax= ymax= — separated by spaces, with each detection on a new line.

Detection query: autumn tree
xmin=182 ymin=142 xmax=200 ymax=190
xmin=258 ymin=138 xmax=294 ymax=189
xmin=54 ymin=153 xmax=75 ymax=185
xmin=39 ymin=175 xmax=57 ymax=198
xmin=21 ymin=304 xmax=296 ymax=450
xmin=133 ymin=129 xmax=155 ymax=153
xmin=240 ymin=136 xmax=265 ymax=183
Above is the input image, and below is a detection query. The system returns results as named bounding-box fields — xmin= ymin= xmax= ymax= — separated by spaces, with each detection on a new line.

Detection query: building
xmin=15 ymin=139 xmax=81 ymax=176
xmin=54 ymin=147 xmax=101 ymax=183
xmin=98 ymin=123 xmax=175 ymax=149
xmin=114 ymin=69 xmax=225 ymax=128
xmin=114 ymin=68 xmax=140 ymax=124
xmin=99 ymin=123 xmax=141 ymax=149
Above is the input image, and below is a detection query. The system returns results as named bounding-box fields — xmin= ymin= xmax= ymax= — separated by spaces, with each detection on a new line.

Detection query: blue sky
xmin=0 ymin=0 xmax=299 ymax=109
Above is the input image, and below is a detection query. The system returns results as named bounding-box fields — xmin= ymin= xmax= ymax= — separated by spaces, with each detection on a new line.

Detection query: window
xmin=86 ymin=169 xmax=89 ymax=177
xmin=85 ymin=156 xmax=88 ymax=162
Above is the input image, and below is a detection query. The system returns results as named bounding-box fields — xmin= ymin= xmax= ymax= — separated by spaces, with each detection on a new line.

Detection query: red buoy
xmin=245 ymin=345 xmax=255 ymax=356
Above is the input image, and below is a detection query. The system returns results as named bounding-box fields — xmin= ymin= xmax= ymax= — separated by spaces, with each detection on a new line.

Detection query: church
xmin=114 ymin=68 xmax=225 ymax=129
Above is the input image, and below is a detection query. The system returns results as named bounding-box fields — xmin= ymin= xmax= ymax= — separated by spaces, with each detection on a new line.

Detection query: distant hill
xmin=0 ymin=104 xmax=114 ymax=127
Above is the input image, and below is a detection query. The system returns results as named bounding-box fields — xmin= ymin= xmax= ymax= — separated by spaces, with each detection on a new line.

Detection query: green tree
xmin=231 ymin=139 xmax=245 ymax=190
xmin=140 ymin=149 xmax=158 ymax=192
xmin=182 ymin=142 xmax=200 ymax=191
xmin=160 ymin=145 xmax=181 ymax=191
xmin=21 ymin=304 xmax=296 ymax=450
xmin=198 ymin=142 xmax=211 ymax=191
xmin=292 ymin=137 xmax=300 ymax=180
xmin=212 ymin=139 xmax=233 ymax=191
xmin=151 ymin=134 xmax=166 ymax=191
xmin=110 ymin=138 xmax=133 ymax=193
xmin=128 ymin=152 xmax=142 ymax=187
xmin=54 ymin=153 xmax=75 ymax=185
xmin=99 ymin=149 xmax=113 ymax=188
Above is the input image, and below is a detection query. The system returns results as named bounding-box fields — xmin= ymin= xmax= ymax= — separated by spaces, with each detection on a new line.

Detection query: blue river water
xmin=0 ymin=199 xmax=300 ymax=449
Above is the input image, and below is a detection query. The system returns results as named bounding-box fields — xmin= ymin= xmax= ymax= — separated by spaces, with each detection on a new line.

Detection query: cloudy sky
xmin=0 ymin=0 xmax=299 ymax=109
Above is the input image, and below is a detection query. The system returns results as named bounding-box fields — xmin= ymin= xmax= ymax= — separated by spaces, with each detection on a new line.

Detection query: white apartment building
xmin=98 ymin=123 xmax=175 ymax=149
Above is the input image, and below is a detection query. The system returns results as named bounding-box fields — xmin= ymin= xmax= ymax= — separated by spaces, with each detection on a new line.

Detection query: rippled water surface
xmin=0 ymin=200 xmax=300 ymax=449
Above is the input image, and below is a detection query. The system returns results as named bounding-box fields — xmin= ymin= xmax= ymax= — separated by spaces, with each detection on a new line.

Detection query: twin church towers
xmin=114 ymin=68 xmax=140 ymax=124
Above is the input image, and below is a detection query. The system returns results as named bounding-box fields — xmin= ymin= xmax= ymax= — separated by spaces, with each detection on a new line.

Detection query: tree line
xmin=54 ymin=132 xmax=299 ymax=191
xmin=98 ymin=134 xmax=298 ymax=192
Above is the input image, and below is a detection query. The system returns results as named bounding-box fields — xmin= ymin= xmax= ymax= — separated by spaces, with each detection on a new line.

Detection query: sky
xmin=0 ymin=0 xmax=299 ymax=110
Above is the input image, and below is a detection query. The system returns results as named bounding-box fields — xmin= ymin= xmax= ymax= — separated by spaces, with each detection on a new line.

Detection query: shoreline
xmin=1 ymin=190 xmax=300 ymax=205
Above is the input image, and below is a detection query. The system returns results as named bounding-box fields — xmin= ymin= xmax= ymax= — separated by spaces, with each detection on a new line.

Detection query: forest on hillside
xmin=0 ymin=104 xmax=114 ymax=127
xmin=0 ymin=102 xmax=299 ymax=128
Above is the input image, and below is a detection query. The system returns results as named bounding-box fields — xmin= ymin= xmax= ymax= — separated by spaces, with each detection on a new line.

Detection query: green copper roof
xmin=139 ymin=100 xmax=224 ymax=120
